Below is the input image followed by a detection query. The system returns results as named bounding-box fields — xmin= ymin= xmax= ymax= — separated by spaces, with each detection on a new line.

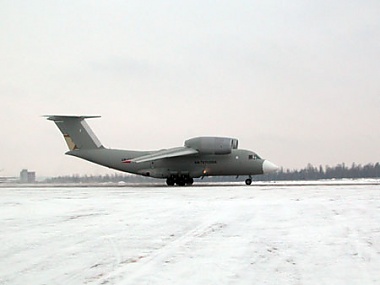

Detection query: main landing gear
xmin=166 ymin=176 xmax=194 ymax=186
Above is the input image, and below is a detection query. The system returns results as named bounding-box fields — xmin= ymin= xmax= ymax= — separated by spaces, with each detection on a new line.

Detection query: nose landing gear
xmin=245 ymin=175 xmax=252 ymax=185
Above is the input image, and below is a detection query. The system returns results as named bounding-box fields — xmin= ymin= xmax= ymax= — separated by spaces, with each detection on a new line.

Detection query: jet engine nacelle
xmin=184 ymin=136 xmax=238 ymax=155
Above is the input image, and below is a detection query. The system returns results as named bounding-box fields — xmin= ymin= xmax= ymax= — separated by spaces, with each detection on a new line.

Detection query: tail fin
xmin=45 ymin=115 xmax=103 ymax=150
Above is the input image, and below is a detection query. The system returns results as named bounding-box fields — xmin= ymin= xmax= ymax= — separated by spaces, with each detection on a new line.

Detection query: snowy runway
xmin=1 ymin=183 xmax=380 ymax=284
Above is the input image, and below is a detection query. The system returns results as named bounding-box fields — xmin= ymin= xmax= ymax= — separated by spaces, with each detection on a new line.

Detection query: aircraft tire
xmin=176 ymin=179 xmax=186 ymax=186
xmin=245 ymin=178 xmax=252 ymax=185
xmin=166 ymin=178 xmax=175 ymax=186
xmin=186 ymin=178 xmax=194 ymax=185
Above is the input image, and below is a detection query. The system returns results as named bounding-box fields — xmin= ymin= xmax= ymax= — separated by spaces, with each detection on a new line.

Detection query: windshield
xmin=249 ymin=153 xmax=262 ymax=160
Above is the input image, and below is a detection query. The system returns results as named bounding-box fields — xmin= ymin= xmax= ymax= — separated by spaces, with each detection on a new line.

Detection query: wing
xmin=131 ymin=147 xmax=198 ymax=163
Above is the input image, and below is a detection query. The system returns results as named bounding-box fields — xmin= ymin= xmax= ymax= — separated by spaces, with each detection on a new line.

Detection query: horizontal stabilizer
xmin=45 ymin=115 xmax=101 ymax=121
xmin=131 ymin=147 xmax=198 ymax=163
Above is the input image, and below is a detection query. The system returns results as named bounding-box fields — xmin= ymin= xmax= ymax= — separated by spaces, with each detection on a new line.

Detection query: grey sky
xmin=1 ymin=0 xmax=379 ymax=177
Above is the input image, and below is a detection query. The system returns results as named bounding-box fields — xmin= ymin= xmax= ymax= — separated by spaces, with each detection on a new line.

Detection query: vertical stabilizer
xmin=45 ymin=115 xmax=103 ymax=150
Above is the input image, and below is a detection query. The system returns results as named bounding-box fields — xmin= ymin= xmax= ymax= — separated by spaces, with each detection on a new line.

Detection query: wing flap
xmin=131 ymin=147 xmax=198 ymax=163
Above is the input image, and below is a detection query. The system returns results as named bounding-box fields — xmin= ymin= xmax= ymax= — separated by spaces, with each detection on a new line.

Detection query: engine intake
xmin=184 ymin=137 xmax=238 ymax=155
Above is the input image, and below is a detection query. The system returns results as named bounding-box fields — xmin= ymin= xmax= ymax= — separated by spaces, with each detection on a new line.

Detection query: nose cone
xmin=262 ymin=160 xmax=279 ymax=174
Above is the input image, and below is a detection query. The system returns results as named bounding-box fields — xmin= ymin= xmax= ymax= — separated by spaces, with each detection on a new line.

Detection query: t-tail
xmin=45 ymin=115 xmax=103 ymax=150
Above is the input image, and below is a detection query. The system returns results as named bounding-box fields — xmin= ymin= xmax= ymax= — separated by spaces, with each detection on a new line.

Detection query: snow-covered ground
xmin=1 ymin=183 xmax=380 ymax=284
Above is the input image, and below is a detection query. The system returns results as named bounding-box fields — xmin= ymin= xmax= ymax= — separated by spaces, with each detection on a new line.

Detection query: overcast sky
xmin=1 ymin=0 xmax=379 ymax=177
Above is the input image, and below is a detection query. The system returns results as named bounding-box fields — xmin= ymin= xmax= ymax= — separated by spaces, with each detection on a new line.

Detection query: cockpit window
xmin=249 ymin=153 xmax=262 ymax=160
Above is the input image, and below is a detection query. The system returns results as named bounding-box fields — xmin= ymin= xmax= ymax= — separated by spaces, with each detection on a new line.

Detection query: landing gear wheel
xmin=186 ymin=178 xmax=194 ymax=185
xmin=245 ymin=178 xmax=252 ymax=185
xmin=166 ymin=178 xmax=175 ymax=186
xmin=176 ymin=179 xmax=186 ymax=186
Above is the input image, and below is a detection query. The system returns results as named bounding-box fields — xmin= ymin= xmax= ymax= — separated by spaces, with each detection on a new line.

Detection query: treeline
xmin=43 ymin=162 xmax=380 ymax=184
xmin=44 ymin=173 xmax=156 ymax=184
xmin=258 ymin=162 xmax=380 ymax=181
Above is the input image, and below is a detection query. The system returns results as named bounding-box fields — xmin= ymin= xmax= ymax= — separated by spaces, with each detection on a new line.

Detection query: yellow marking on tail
xmin=63 ymin=134 xmax=78 ymax=150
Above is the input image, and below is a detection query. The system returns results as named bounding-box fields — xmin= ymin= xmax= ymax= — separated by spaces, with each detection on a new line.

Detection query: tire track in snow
xmin=97 ymin=219 xmax=225 ymax=284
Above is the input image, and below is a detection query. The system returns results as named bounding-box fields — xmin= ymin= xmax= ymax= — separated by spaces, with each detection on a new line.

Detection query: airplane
xmin=45 ymin=115 xmax=279 ymax=186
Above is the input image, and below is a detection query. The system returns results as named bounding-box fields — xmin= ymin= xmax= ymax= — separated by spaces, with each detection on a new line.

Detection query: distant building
xmin=20 ymin=169 xmax=36 ymax=183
